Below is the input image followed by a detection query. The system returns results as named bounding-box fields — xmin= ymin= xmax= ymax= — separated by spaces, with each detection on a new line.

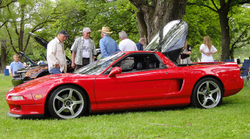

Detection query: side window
xmin=115 ymin=53 xmax=163 ymax=73
xmin=134 ymin=54 xmax=161 ymax=70
xmin=116 ymin=56 xmax=135 ymax=72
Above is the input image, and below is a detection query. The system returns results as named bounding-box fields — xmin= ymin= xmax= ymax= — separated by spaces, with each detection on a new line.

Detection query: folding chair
xmin=241 ymin=59 xmax=250 ymax=87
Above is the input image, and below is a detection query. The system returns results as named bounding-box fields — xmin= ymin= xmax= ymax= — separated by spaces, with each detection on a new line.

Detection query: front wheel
xmin=191 ymin=77 xmax=223 ymax=109
xmin=48 ymin=85 xmax=87 ymax=119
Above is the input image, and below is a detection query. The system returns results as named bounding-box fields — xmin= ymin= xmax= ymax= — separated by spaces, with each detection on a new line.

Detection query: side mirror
xmin=108 ymin=67 xmax=122 ymax=78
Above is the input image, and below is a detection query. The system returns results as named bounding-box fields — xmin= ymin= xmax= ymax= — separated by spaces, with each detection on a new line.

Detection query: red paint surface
xmin=6 ymin=51 xmax=244 ymax=116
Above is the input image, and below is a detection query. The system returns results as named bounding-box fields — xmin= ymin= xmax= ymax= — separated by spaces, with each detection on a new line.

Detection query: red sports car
xmin=6 ymin=20 xmax=244 ymax=119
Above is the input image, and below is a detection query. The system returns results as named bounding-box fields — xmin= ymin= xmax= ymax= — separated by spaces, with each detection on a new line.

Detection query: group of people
xmin=179 ymin=36 xmax=217 ymax=64
xmin=46 ymin=27 xmax=146 ymax=74
xmin=9 ymin=26 xmax=217 ymax=76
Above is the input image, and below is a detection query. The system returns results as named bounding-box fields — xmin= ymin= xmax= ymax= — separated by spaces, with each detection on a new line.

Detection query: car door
xmin=94 ymin=53 xmax=174 ymax=108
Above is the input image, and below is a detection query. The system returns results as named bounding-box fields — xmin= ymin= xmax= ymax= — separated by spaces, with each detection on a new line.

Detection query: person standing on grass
xmin=47 ymin=30 xmax=68 ymax=74
xmin=71 ymin=27 xmax=96 ymax=70
xmin=136 ymin=38 xmax=145 ymax=51
xmin=118 ymin=31 xmax=138 ymax=51
xmin=10 ymin=54 xmax=24 ymax=77
xmin=200 ymin=36 xmax=217 ymax=62
xmin=180 ymin=40 xmax=192 ymax=64
xmin=99 ymin=27 xmax=120 ymax=58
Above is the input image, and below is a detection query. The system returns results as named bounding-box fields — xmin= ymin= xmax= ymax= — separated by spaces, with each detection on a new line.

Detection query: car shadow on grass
xmin=14 ymin=105 xmax=191 ymax=120
xmin=87 ymin=105 xmax=191 ymax=117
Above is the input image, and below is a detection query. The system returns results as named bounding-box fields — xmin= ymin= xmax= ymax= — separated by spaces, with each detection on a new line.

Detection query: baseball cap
xmin=82 ymin=27 xmax=91 ymax=33
xmin=59 ymin=30 xmax=69 ymax=36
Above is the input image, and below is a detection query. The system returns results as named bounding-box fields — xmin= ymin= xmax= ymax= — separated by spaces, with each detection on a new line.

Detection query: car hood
xmin=14 ymin=73 xmax=93 ymax=89
xmin=29 ymin=32 xmax=48 ymax=49
xmin=145 ymin=20 xmax=188 ymax=64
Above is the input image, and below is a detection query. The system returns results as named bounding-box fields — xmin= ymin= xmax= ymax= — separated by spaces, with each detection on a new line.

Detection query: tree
xmin=0 ymin=40 xmax=9 ymax=72
xmin=0 ymin=0 xmax=16 ymax=28
xmin=0 ymin=0 xmax=16 ymax=9
xmin=2 ymin=0 xmax=63 ymax=62
xmin=42 ymin=0 xmax=139 ymax=51
xmin=187 ymin=0 xmax=250 ymax=61
xmin=129 ymin=0 xmax=188 ymax=43
xmin=229 ymin=5 xmax=250 ymax=59
xmin=183 ymin=3 xmax=221 ymax=62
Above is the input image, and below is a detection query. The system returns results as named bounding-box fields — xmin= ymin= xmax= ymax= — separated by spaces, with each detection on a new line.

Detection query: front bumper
xmin=7 ymin=111 xmax=44 ymax=119
xmin=7 ymin=103 xmax=45 ymax=116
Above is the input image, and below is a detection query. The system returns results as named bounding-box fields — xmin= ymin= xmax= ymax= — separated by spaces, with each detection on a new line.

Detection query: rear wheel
xmin=191 ymin=77 xmax=223 ymax=109
xmin=48 ymin=85 xmax=87 ymax=119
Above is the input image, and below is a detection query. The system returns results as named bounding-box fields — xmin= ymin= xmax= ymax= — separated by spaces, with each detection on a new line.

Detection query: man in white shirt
xmin=47 ymin=30 xmax=68 ymax=74
xmin=118 ymin=31 xmax=138 ymax=70
xmin=71 ymin=27 xmax=96 ymax=70
xmin=118 ymin=31 xmax=138 ymax=51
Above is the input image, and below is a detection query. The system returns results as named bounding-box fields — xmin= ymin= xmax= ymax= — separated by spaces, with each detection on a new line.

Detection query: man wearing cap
xmin=47 ymin=30 xmax=68 ymax=74
xmin=99 ymin=27 xmax=120 ymax=58
xmin=71 ymin=27 xmax=96 ymax=70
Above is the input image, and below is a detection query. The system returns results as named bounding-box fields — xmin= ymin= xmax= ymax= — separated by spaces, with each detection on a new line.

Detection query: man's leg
xmin=50 ymin=67 xmax=61 ymax=74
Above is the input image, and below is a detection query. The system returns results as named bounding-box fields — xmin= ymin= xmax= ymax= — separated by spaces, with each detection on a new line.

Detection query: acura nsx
xmin=6 ymin=20 xmax=244 ymax=119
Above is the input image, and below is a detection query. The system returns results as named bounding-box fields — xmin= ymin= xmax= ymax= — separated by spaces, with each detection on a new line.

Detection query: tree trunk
xmin=229 ymin=49 xmax=234 ymax=59
xmin=219 ymin=9 xmax=230 ymax=61
xmin=130 ymin=0 xmax=187 ymax=42
xmin=1 ymin=40 xmax=7 ymax=73
xmin=136 ymin=11 xmax=147 ymax=44
xmin=18 ymin=4 xmax=25 ymax=62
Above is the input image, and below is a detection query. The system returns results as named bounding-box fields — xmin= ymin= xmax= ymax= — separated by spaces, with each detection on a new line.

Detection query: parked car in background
xmin=6 ymin=20 xmax=244 ymax=119
xmin=12 ymin=33 xmax=101 ymax=86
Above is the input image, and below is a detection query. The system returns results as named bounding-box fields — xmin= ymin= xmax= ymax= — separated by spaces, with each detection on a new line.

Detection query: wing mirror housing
xmin=108 ymin=67 xmax=122 ymax=78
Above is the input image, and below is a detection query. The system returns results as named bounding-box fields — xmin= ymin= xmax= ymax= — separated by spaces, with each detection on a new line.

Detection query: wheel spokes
xmin=210 ymin=88 xmax=220 ymax=95
xmin=73 ymin=100 xmax=83 ymax=105
xmin=55 ymin=95 xmax=65 ymax=102
xmin=197 ymin=80 xmax=221 ymax=108
xmin=198 ymin=91 xmax=205 ymax=95
xmin=202 ymin=98 xmax=208 ymax=106
xmin=68 ymin=107 xmax=75 ymax=116
xmin=53 ymin=88 xmax=85 ymax=119
xmin=56 ymin=106 xmax=66 ymax=114
xmin=208 ymin=96 xmax=216 ymax=104
xmin=67 ymin=89 xmax=73 ymax=99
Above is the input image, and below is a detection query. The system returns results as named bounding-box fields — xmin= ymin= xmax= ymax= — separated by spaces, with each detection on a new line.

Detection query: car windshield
xmin=74 ymin=53 xmax=125 ymax=75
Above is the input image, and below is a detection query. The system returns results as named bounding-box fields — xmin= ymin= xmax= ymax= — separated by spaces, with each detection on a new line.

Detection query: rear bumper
xmin=224 ymin=78 xmax=244 ymax=97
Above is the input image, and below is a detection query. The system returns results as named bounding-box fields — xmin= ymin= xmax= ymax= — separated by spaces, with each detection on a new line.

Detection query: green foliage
xmin=2 ymin=0 xmax=250 ymax=63
xmin=1 ymin=0 xmax=139 ymax=64
xmin=229 ymin=5 xmax=250 ymax=60
xmin=42 ymin=0 xmax=139 ymax=50
xmin=1 ymin=73 xmax=250 ymax=138
xmin=0 ymin=0 xmax=64 ymax=65
xmin=185 ymin=0 xmax=250 ymax=61
xmin=183 ymin=2 xmax=221 ymax=61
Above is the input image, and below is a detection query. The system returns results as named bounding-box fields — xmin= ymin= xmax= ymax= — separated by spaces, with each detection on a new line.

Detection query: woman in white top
xmin=200 ymin=36 xmax=217 ymax=62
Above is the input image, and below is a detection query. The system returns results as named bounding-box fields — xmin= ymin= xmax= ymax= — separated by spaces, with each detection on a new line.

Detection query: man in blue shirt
xmin=10 ymin=54 xmax=24 ymax=77
xmin=99 ymin=27 xmax=120 ymax=58
xmin=136 ymin=38 xmax=145 ymax=51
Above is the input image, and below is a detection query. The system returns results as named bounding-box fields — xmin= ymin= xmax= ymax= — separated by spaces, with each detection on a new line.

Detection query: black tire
xmin=191 ymin=77 xmax=224 ymax=109
xmin=48 ymin=85 xmax=87 ymax=119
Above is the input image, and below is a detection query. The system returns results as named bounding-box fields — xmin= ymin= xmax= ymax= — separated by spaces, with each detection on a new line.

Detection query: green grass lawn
xmin=0 ymin=73 xmax=249 ymax=138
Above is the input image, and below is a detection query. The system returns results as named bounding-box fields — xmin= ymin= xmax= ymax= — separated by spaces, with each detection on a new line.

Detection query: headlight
xmin=11 ymin=96 xmax=24 ymax=100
